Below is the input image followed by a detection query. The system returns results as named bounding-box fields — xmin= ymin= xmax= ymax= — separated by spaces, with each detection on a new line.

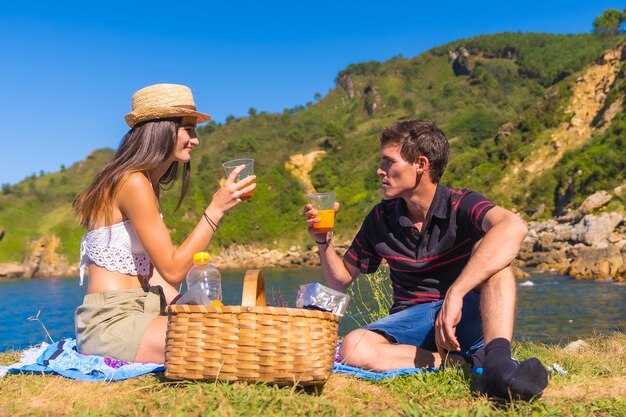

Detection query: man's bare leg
xmin=339 ymin=329 xmax=463 ymax=371
xmin=481 ymin=266 xmax=516 ymax=343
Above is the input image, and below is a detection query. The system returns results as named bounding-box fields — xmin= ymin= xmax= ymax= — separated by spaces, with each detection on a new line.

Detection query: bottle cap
xmin=192 ymin=252 xmax=210 ymax=265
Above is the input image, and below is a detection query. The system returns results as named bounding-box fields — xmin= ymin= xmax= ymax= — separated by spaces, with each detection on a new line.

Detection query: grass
xmin=1 ymin=333 xmax=625 ymax=416
xmin=345 ymin=270 xmax=393 ymax=328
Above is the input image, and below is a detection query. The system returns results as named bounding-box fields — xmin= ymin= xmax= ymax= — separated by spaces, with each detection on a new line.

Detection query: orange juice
xmin=223 ymin=158 xmax=255 ymax=199
xmin=236 ymin=178 xmax=255 ymax=199
xmin=313 ymin=209 xmax=335 ymax=232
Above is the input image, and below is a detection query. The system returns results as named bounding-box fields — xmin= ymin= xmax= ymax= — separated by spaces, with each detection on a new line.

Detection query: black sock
xmin=471 ymin=346 xmax=485 ymax=369
xmin=480 ymin=338 xmax=548 ymax=401
xmin=483 ymin=338 xmax=517 ymax=381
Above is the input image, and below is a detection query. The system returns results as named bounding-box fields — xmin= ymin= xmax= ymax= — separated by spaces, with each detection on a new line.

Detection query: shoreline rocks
xmin=210 ymin=243 xmax=326 ymax=269
xmin=0 ymin=241 xmax=353 ymax=279
xmin=518 ymin=191 xmax=626 ymax=282
xmin=2 ymin=227 xmax=625 ymax=281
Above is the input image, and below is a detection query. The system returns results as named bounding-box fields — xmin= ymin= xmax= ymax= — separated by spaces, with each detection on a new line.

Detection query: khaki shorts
xmin=75 ymin=288 xmax=162 ymax=362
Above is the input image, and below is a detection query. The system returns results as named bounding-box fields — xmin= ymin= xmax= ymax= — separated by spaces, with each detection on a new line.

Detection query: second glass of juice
xmin=308 ymin=192 xmax=336 ymax=233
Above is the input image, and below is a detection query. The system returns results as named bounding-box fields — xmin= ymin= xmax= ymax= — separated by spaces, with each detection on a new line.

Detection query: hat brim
xmin=125 ymin=107 xmax=211 ymax=128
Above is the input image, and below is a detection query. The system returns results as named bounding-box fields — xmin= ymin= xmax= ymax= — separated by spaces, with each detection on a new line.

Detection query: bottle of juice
xmin=184 ymin=252 xmax=223 ymax=306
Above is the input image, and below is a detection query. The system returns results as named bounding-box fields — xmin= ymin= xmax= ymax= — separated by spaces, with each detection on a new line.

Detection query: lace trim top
xmin=79 ymin=220 xmax=151 ymax=286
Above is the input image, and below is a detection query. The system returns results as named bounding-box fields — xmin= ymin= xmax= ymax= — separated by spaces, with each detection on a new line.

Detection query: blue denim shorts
xmin=363 ymin=291 xmax=484 ymax=360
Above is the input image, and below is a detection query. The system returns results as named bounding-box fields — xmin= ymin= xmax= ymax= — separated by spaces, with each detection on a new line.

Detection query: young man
xmin=304 ymin=120 xmax=548 ymax=401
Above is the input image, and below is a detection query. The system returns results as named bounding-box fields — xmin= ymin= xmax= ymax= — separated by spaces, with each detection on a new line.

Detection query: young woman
xmin=73 ymin=83 xmax=255 ymax=363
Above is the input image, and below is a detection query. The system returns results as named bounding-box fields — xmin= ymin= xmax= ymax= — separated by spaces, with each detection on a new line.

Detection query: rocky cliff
xmin=496 ymin=46 xmax=624 ymax=197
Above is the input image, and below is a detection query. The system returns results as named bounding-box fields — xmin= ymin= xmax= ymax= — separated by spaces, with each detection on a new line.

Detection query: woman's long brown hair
xmin=73 ymin=118 xmax=191 ymax=228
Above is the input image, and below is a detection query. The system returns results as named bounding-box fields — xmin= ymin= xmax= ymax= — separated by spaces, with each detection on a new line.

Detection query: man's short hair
xmin=379 ymin=120 xmax=450 ymax=183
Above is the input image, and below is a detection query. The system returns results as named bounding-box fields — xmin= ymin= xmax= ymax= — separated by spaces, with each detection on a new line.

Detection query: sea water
xmin=1 ymin=268 xmax=624 ymax=352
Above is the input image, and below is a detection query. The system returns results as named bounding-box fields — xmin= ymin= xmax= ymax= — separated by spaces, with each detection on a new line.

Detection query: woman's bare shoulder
xmin=117 ymin=172 xmax=156 ymax=207
xmin=121 ymin=172 xmax=151 ymax=190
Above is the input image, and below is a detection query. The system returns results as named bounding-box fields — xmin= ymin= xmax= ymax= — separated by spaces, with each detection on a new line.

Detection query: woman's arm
xmin=148 ymin=267 xmax=180 ymax=304
xmin=119 ymin=169 xmax=255 ymax=286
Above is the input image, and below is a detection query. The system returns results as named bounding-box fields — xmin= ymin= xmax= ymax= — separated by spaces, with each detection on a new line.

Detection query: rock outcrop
xmin=578 ymin=190 xmax=612 ymax=215
xmin=519 ymin=192 xmax=626 ymax=282
xmin=0 ymin=234 xmax=79 ymax=279
xmin=494 ymin=122 xmax=517 ymax=144
xmin=364 ymin=84 xmax=381 ymax=115
xmin=0 ymin=262 xmax=25 ymax=278
xmin=448 ymin=46 xmax=472 ymax=76
xmin=614 ymin=181 xmax=626 ymax=199
xmin=337 ymin=74 xmax=355 ymax=100
xmin=568 ymin=246 xmax=625 ymax=280
xmin=284 ymin=151 xmax=326 ymax=194
xmin=570 ymin=212 xmax=623 ymax=247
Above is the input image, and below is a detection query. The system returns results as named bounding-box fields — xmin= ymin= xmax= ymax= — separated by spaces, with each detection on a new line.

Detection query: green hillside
xmin=1 ymin=32 xmax=625 ymax=263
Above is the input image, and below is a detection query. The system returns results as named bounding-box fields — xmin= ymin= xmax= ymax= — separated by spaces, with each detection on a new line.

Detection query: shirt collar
xmin=430 ymin=184 xmax=450 ymax=220
xmin=391 ymin=184 xmax=450 ymax=227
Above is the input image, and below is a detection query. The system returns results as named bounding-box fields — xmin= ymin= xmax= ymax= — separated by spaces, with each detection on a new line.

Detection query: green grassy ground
xmin=1 ymin=333 xmax=624 ymax=416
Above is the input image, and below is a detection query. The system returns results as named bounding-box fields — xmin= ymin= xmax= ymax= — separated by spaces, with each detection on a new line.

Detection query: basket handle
xmin=241 ymin=269 xmax=266 ymax=307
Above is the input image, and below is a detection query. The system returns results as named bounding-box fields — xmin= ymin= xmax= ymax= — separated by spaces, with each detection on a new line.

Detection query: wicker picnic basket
xmin=164 ymin=269 xmax=340 ymax=386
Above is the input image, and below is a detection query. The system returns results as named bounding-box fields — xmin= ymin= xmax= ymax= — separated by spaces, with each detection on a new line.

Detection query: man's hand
xmin=435 ymin=292 xmax=463 ymax=363
xmin=303 ymin=201 xmax=340 ymax=242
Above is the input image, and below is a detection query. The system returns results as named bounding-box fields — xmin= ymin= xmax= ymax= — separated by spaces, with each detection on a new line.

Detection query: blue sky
xmin=0 ymin=1 xmax=623 ymax=185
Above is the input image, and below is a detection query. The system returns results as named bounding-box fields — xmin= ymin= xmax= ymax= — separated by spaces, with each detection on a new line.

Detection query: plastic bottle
xmin=185 ymin=252 xmax=222 ymax=304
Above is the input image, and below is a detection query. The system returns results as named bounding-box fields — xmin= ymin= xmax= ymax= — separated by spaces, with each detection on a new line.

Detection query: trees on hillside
xmin=593 ymin=8 xmax=626 ymax=35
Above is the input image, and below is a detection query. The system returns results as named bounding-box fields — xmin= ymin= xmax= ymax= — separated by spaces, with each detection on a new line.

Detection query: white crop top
xmin=79 ymin=220 xmax=151 ymax=285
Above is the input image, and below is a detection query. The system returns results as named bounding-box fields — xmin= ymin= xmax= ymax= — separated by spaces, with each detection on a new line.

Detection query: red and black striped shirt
xmin=343 ymin=185 xmax=495 ymax=313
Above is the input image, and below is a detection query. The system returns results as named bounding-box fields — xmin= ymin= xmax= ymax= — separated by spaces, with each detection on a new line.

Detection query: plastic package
xmin=296 ymin=282 xmax=350 ymax=316
xmin=176 ymin=252 xmax=222 ymax=305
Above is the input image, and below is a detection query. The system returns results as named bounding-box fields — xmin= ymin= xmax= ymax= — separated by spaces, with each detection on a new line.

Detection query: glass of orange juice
xmin=308 ymin=192 xmax=336 ymax=233
xmin=222 ymin=158 xmax=255 ymax=199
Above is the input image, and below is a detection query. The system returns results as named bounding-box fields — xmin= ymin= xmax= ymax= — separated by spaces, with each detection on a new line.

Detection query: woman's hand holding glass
xmin=208 ymin=164 xmax=256 ymax=216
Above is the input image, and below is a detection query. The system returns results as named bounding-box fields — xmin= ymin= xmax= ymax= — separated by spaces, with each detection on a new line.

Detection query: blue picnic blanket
xmin=332 ymin=363 xmax=433 ymax=380
xmin=1 ymin=338 xmax=484 ymax=382
xmin=0 ymin=338 xmax=164 ymax=381
xmin=331 ymin=362 xmax=483 ymax=380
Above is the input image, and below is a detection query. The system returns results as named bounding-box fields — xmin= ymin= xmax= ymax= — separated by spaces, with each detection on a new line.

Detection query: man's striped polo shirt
xmin=343 ymin=184 xmax=495 ymax=314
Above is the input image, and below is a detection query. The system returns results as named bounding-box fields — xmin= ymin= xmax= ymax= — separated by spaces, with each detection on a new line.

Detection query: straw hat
xmin=124 ymin=83 xmax=211 ymax=128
